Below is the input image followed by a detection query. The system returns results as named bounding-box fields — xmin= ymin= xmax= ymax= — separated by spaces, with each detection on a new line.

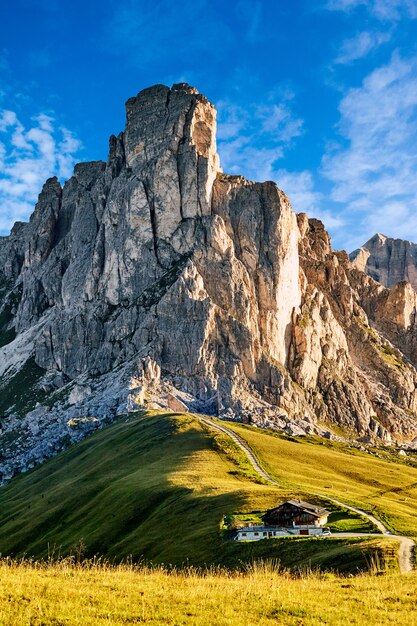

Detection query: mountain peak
xmin=370 ymin=232 xmax=388 ymax=245
xmin=2 ymin=83 xmax=417 ymax=483
xmin=123 ymin=82 xmax=220 ymax=227
xmin=171 ymin=82 xmax=200 ymax=95
xmin=351 ymin=233 xmax=417 ymax=289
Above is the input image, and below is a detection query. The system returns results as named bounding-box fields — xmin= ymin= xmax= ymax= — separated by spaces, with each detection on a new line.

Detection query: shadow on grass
xmin=0 ymin=412 xmax=392 ymax=573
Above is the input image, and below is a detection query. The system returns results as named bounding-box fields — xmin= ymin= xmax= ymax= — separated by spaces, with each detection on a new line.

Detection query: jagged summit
xmin=2 ymin=83 xmax=417 ymax=482
xmin=126 ymin=82 xmax=201 ymax=102
xmin=350 ymin=233 xmax=417 ymax=289
xmin=367 ymin=232 xmax=388 ymax=245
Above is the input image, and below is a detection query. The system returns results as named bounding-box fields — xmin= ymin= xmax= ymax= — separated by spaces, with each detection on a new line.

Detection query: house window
xmin=242 ymin=533 xmax=247 ymax=536
xmin=254 ymin=532 xmax=259 ymax=536
xmin=263 ymin=532 xmax=267 ymax=536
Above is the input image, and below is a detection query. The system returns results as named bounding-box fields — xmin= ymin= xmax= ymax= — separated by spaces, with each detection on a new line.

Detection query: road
xmin=198 ymin=415 xmax=415 ymax=574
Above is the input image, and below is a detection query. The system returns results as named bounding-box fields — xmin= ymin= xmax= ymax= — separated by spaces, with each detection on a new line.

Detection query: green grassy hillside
xmin=0 ymin=412 xmax=403 ymax=572
xmin=224 ymin=421 xmax=417 ymax=536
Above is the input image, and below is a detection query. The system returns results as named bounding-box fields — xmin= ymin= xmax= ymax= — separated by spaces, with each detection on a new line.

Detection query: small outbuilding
xmin=234 ymin=526 xmax=294 ymax=541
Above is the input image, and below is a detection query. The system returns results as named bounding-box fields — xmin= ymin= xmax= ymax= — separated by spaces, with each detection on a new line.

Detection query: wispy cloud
xmin=274 ymin=169 xmax=345 ymax=231
xmin=215 ymin=96 xmax=346 ymax=235
xmin=275 ymin=169 xmax=322 ymax=213
xmin=0 ymin=109 xmax=81 ymax=235
xmin=322 ymin=53 xmax=417 ymax=249
xmin=328 ymin=0 xmax=414 ymax=68
xmin=217 ymin=95 xmax=303 ymax=182
xmin=326 ymin=0 xmax=417 ymax=21
xmin=335 ymin=30 xmax=391 ymax=64
xmin=215 ymin=97 xmax=347 ymax=238
xmin=234 ymin=0 xmax=263 ymax=43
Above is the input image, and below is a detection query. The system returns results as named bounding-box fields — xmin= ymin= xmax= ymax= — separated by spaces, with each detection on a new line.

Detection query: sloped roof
xmin=268 ymin=500 xmax=329 ymax=518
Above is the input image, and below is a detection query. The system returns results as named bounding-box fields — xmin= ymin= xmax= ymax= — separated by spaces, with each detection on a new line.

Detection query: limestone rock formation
xmin=350 ymin=233 xmax=417 ymax=290
xmin=2 ymin=83 xmax=417 ymax=482
xmin=295 ymin=218 xmax=417 ymax=442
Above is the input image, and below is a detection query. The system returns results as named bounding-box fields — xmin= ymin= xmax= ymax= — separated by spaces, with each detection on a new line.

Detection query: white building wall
xmin=235 ymin=526 xmax=325 ymax=541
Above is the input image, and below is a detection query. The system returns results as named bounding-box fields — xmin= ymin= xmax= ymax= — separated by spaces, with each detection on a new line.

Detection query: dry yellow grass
xmin=1 ymin=559 xmax=417 ymax=626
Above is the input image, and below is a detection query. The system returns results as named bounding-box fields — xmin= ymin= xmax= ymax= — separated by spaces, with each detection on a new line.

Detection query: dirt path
xmin=199 ymin=415 xmax=415 ymax=574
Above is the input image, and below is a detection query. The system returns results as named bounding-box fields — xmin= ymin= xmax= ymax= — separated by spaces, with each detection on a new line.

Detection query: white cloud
xmin=275 ymin=169 xmax=321 ymax=212
xmin=335 ymin=30 xmax=391 ymax=64
xmin=322 ymin=53 xmax=417 ymax=249
xmin=327 ymin=0 xmax=417 ymax=20
xmin=215 ymin=99 xmax=348 ymax=239
xmin=0 ymin=110 xmax=81 ymax=235
xmin=0 ymin=110 xmax=18 ymax=131
xmin=217 ymin=97 xmax=303 ymax=182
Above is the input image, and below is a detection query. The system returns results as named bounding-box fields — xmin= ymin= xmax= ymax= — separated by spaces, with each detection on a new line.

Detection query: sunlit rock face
xmin=0 ymin=84 xmax=300 ymax=425
xmin=350 ymin=233 xmax=417 ymax=290
xmin=2 ymin=83 xmax=417 ymax=482
xmin=292 ymin=216 xmax=417 ymax=443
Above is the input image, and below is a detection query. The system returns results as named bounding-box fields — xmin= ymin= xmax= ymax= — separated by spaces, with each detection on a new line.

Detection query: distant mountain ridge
xmin=350 ymin=233 xmax=417 ymax=290
xmin=2 ymin=83 xmax=417 ymax=482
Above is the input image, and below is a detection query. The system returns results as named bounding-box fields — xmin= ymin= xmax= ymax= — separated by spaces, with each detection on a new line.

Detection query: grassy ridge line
xmin=0 ymin=411 xmax=258 ymax=563
xmin=0 ymin=411 xmax=398 ymax=573
xmin=209 ymin=429 xmax=268 ymax=484
xmin=1 ymin=560 xmax=416 ymax=626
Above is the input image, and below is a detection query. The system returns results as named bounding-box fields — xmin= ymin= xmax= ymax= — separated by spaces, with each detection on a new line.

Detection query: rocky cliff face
xmin=350 ymin=233 xmax=417 ymax=290
xmin=2 ymin=83 xmax=417 ymax=482
xmin=295 ymin=220 xmax=417 ymax=442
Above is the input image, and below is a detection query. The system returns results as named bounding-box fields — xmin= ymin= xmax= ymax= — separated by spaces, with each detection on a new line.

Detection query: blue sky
xmin=1 ymin=0 xmax=417 ymax=250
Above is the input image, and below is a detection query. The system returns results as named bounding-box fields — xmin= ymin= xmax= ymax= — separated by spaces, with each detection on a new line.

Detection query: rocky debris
xmin=127 ymin=388 xmax=146 ymax=411
xmin=0 ymin=365 xmax=129 ymax=484
xmin=68 ymin=384 xmax=92 ymax=405
xmin=166 ymin=392 xmax=189 ymax=413
xmin=2 ymin=83 xmax=417 ymax=482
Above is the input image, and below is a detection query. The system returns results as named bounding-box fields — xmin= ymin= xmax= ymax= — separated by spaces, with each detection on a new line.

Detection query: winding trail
xmin=198 ymin=415 xmax=415 ymax=574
